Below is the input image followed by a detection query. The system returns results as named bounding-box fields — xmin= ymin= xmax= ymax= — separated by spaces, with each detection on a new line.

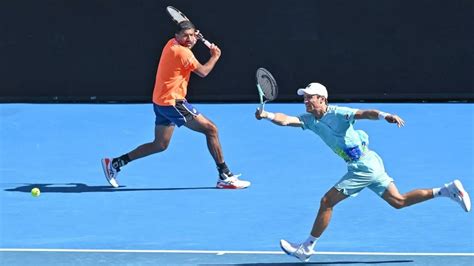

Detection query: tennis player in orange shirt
xmin=101 ymin=21 xmax=250 ymax=189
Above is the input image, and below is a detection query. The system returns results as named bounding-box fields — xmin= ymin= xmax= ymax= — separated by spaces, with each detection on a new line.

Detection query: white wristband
xmin=378 ymin=112 xmax=389 ymax=120
xmin=265 ymin=112 xmax=276 ymax=121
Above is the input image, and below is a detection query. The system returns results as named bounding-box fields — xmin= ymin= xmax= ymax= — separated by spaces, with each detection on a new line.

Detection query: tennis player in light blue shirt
xmin=255 ymin=82 xmax=471 ymax=262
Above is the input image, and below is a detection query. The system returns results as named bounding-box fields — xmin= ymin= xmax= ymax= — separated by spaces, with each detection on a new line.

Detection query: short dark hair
xmin=175 ymin=21 xmax=195 ymax=34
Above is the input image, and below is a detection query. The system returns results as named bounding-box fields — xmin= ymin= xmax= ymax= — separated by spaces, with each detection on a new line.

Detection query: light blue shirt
xmin=298 ymin=105 xmax=369 ymax=162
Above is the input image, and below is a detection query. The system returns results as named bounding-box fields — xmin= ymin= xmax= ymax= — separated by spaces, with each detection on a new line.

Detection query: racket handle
xmin=201 ymin=38 xmax=211 ymax=48
xmin=259 ymin=103 xmax=265 ymax=112
xmin=197 ymin=32 xmax=211 ymax=48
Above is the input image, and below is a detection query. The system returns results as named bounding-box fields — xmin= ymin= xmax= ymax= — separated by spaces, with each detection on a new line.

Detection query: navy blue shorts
xmin=153 ymin=100 xmax=200 ymax=127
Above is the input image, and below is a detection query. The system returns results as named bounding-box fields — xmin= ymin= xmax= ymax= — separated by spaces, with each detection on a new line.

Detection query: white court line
xmin=0 ymin=248 xmax=473 ymax=256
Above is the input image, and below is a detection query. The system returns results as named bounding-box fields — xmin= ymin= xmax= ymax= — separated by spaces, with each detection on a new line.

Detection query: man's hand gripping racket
xmin=255 ymin=68 xmax=278 ymax=120
xmin=166 ymin=6 xmax=212 ymax=48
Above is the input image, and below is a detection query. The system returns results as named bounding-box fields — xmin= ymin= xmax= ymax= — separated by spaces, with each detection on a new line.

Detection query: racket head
xmin=166 ymin=6 xmax=189 ymax=24
xmin=166 ymin=6 xmax=211 ymax=49
xmin=256 ymin=68 xmax=278 ymax=102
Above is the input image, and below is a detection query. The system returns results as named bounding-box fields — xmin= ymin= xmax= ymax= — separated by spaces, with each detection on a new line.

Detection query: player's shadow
xmin=4 ymin=183 xmax=216 ymax=193
xmin=230 ymin=260 xmax=414 ymax=265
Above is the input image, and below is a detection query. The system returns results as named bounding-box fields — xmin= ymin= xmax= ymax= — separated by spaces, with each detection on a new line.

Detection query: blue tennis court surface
xmin=1 ymin=103 xmax=473 ymax=265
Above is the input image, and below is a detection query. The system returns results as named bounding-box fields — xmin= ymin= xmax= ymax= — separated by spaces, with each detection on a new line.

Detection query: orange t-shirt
xmin=152 ymin=39 xmax=199 ymax=106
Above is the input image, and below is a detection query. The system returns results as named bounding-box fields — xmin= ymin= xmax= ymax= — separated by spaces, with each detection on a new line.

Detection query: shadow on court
xmin=228 ymin=260 xmax=414 ymax=265
xmin=4 ymin=183 xmax=217 ymax=193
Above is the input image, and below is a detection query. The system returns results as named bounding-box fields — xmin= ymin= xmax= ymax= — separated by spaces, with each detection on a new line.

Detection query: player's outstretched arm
xmin=255 ymin=108 xmax=302 ymax=127
xmin=355 ymin=109 xmax=405 ymax=128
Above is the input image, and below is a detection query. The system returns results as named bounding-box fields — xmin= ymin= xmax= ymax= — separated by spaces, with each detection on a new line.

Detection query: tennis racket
xmin=166 ymin=6 xmax=212 ymax=48
xmin=256 ymin=68 xmax=278 ymax=111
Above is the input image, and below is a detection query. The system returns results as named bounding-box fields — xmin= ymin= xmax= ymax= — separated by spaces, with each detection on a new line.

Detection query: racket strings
xmin=260 ymin=78 xmax=274 ymax=98
xmin=167 ymin=8 xmax=188 ymax=23
xmin=257 ymin=74 xmax=278 ymax=101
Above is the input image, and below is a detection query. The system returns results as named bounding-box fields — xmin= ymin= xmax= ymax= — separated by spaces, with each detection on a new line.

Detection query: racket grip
xmin=201 ymin=39 xmax=211 ymax=48
xmin=197 ymin=32 xmax=212 ymax=48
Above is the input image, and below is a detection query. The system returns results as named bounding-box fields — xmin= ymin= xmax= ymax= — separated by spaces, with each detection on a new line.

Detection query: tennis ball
xmin=31 ymin=187 xmax=41 ymax=197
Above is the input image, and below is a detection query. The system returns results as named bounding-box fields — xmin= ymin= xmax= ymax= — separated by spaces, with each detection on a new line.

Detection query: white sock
xmin=303 ymin=235 xmax=318 ymax=250
xmin=433 ymin=186 xmax=449 ymax=198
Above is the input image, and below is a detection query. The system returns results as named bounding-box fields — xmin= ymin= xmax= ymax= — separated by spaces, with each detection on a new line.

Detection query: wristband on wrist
xmin=378 ymin=111 xmax=390 ymax=120
xmin=265 ymin=112 xmax=276 ymax=121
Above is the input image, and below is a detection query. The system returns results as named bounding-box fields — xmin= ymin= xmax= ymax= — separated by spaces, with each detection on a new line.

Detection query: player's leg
xmin=311 ymin=187 xmax=349 ymax=237
xmin=366 ymin=150 xmax=470 ymax=211
xmin=178 ymin=101 xmax=249 ymax=188
xmin=165 ymin=100 xmax=224 ymax=166
xmin=101 ymin=124 xmax=175 ymax=188
xmin=109 ymin=104 xmax=178 ymax=169
xmin=101 ymin=103 xmax=177 ymax=187
xmin=127 ymin=124 xmax=175 ymax=160
xmin=382 ymin=182 xmax=434 ymax=209
xmin=185 ymin=113 xmax=250 ymax=189
xmin=382 ymin=180 xmax=471 ymax=212
xmin=185 ymin=114 xmax=223 ymax=164
xmin=280 ymin=187 xmax=349 ymax=262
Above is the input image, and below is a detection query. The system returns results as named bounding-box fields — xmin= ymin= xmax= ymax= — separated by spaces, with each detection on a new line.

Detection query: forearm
xmin=356 ymin=109 xmax=389 ymax=120
xmin=266 ymin=112 xmax=288 ymax=126
xmin=355 ymin=109 xmax=405 ymax=127
xmin=196 ymin=57 xmax=219 ymax=77
xmin=260 ymin=111 xmax=301 ymax=127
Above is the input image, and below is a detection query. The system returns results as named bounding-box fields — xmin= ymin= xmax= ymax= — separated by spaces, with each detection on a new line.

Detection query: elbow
xmin=279 ymin=119 xmax=292 ymax=127
xmin=193 ymin=69 xmax=209 ymax=78
xmin=199 ymin=72 xmax=210 ymax=78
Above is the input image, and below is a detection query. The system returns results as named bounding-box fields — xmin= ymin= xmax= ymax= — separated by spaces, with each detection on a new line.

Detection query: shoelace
xmin=288 ymin=244 xmax=311 ymax=262
xmin=228 ymin=175 xmax=244 ymax=183
xmin=221 ymin=174 xmax=242 ymax=182
xmin=296 ymin=245 xmax=310 ymax=257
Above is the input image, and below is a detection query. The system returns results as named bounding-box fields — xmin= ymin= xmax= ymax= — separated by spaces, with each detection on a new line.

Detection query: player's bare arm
xmin=355 ymin=109 xmax=405 ymax=128
xmin=255 ymin=109 xmax=302 ymax=127
xmin=193 ymin=43 xmax=221 ymax=78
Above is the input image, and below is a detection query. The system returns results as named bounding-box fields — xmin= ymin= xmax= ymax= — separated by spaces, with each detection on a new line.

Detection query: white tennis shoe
xmin=280 ymin=239 xmax=314 ymax=262
xmin=101 ymin=158 xmax=119 ymax=188
xmin=446 ymin=179 xmax=471 ymax=212
xmin=216 ymin=173 xmax=251 ymax=189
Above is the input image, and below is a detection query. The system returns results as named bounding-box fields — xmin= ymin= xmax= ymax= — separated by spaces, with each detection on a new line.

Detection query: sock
xmin=433 ymin=186 xmax=449 ymax=198
xmin=303 ymin=235 xmax=319 ymax=250
xmin=217 ymin=162 xmax=231 ymax=178
xmin=112 ymin=154 xmax=131 ymax=170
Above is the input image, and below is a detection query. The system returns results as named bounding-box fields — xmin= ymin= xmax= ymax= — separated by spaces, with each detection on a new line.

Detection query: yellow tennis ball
xmin=31 ymin=187 xmax=41 ymax=197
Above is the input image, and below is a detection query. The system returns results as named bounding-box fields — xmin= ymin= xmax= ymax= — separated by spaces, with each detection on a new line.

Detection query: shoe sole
xmin=216 ymin=183 xmax=250 ymax=189
xmin=454 ymin=180 xmax=471 ymax=212
xmin=101 ymin=159 xmax=119 ymax=188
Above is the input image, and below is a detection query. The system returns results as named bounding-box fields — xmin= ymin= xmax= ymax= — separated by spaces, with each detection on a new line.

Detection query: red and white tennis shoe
xmin=280 ymin=239 xmax=314 ymax=262
xmin=446 ymin=179 xmax=471 ymax=212
xmin=216 ymin=173 xmax=251 ymax=189
xmin=101 ymin=158 xmax=119 ymax=188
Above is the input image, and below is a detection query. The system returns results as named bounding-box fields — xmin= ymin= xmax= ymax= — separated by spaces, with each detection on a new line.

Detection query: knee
xmin=204 ymin=122 xmax=218 ymax=137
xmin=320 ymin=195 xmax=335 ymax=209
xmin=152 ymin=140 xmax=169 ymax=152
xmin=388 ymin=198 xmax=406 ymax=209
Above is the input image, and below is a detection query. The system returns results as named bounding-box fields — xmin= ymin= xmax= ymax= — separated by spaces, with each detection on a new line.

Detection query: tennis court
xmin=0 ymin=103 xmax=472 ymax=265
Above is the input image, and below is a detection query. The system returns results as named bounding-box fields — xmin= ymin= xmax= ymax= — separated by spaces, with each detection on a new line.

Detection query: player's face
xmin=303 ymin=94 xmax=325 ymax=113
xmin=175 ymin=29 xmax=197 ymax=48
